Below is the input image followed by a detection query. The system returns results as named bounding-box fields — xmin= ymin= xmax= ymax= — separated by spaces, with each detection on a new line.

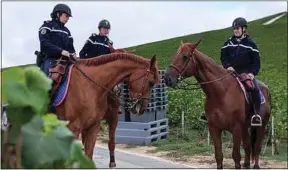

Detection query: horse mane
xmin=77 ymin=52 xmax=160 ymax=84
xmin=185 ymin=43 xmax=228 ymax=75
xmin=77 ymin=53 xmax=150 ymax=67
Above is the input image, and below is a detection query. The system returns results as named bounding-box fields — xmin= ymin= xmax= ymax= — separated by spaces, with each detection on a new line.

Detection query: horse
xmin=163 ymin=40 xmax=271 ymax=169
xmin=71 ymin=48 xmax=138 ymax=168
xmin=101 ymin=48 xmax=138 ymax=168
xmin=54 ymin=53 xmax=160 ymax=161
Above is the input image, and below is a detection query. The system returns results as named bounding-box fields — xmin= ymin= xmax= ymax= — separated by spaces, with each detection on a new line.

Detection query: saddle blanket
xmin=236 ymin=78 xmax=265 ymax=104
xmin=51 ymin=64 xmax=73 ymax=107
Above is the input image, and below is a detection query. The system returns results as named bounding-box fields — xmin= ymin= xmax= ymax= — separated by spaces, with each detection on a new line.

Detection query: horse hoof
xmin=243 ymin=162 xmax=250 ymax=169
xmin=217 ymin=164 xmax=223 ymax=169
xmin=253 ymin=165 xmax=260 ymax=169
xmin=109 ymin=162 xmax=116 ymax=168
xmin=235 ymin=165 xmax=241 ymax=169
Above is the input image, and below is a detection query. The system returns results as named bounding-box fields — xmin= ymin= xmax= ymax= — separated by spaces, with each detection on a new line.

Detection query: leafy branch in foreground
xmin=1 ymin=66 xmax=95 ymax=168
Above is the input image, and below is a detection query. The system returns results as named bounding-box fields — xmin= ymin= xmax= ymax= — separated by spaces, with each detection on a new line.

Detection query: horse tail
xmin=251 ymin=126 xmax=257 ymax=163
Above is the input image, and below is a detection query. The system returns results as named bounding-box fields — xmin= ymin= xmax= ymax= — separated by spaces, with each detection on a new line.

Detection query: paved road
xmin=93 ymin=145 xmax=197 ymax=169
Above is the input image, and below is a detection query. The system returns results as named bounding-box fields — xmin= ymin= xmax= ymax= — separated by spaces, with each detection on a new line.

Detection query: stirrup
xmin=251 ymin=114 xmax=262 ymax=127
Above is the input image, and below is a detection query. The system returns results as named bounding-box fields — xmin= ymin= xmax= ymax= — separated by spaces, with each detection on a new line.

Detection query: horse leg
xmin=107 ymin=114 xmax=118 ymax=168
xmin=106 ymin=94 xmax=119 ymax=168
xmin=242 ymin=125 xmax=251 ymax=169
xmin=232 ymin=125 xmax=242 ymax=169
xmin=68 ymin=119 xmax=81 ymax=139
xmin=252 ymin=125 xmax=267 ymax=169
xmin=208 ymin=124 xmax=223 ymax=169
xmin=83 ymin=122 xmax=101 ymax=158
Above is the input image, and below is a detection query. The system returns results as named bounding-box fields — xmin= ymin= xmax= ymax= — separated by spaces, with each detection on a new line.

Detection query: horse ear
xmin=191 ymin=39 xmax=201 ymax=50
xmin=180 ymin=40 xmax=184 ymax=46
xmin=150 ymin=55 xmax=157 ymax=69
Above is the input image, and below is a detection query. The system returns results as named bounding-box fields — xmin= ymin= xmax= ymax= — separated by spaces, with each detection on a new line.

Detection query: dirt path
xmin=97 ymin=135 xmax=287 ymax=169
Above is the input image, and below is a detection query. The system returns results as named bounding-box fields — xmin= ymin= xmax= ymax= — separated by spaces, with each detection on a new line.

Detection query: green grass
xmin=151 ymin=128 xmax=213 ymax=157
xmin=151 ymin=127 xmax=287 ymax=162
xmin=262 ymin=139 xmax=288 ymax=162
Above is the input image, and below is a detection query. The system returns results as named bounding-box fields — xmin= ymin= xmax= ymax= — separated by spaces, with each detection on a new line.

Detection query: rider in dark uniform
xmin=221 ymin=17 xmax=261 ymax=117
xmin=38 ymin=3 xmax=76 ymax=76
xmin=79 ymin=19 xmax=113 ymax=59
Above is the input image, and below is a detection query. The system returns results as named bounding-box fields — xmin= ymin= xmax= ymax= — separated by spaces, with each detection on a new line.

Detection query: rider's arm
xmin=249 ymin=41 xmax=260 ymax=76
xmin=67 ymin=29 xmax=76 ymax=54
xmin=220 ymin=40 xmax=232 ymax=69
xmin=79 ymin=36 xmax=93 ymax=58
xmin=39 ymin=23 xmax=63 ymax=56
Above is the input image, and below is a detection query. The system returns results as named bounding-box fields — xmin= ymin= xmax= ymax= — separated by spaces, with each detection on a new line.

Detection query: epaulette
xmin=92 ymin=33 xmax=97 ymax=37
xmin=43 ymin=20 xmax=51 ymax=24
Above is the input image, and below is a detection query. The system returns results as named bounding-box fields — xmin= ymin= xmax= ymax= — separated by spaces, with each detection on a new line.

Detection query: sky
xmin=1 ymin=1 xmax=287 ymax=68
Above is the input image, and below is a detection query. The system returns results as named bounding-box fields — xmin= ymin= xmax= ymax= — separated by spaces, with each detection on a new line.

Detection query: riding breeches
xmin=40 ymin=58 xmax=57 ymax=76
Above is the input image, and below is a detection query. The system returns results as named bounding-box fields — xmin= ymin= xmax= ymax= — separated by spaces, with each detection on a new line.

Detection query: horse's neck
xmin=193 ymin=50 xmax=232 ymax=98
xmin=86 ymin=60 xmax=142 ymax=90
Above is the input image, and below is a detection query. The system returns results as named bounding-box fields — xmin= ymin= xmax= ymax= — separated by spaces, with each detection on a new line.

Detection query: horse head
xmin=164 ymin=39 xmax=201 ymax=87
xmin=127 ymin=55 xmax=160 ymax=115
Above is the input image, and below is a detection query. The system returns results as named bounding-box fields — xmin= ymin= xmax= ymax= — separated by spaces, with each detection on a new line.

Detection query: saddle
xmin=237 ymin=73 xmax=262 ymax=126
xmin=238 ymin=73 xmax=255 ymax=92
xmin=48 ymin=56 xmax=75 ymax=99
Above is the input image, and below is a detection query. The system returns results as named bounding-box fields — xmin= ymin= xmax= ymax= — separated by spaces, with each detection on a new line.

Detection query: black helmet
xmin=50 ymin=4 xmax=72 ymax=18
xmin=232 ymin=17 xmax=248 ymax=29
xmin=98 ymin=19 xmax=111 ymax=29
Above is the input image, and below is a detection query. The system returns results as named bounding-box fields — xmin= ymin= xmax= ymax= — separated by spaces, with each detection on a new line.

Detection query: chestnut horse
xmin=74 ymin=48 xmax=138 ymax=168
xmin=67 ymin=48 xmax=138 ymax=168
xmin=55 ymin=53 xmax=160 ymax=160
xmin=164 ymin=40 xmax=271 ymax=169
xmin=101 ymin=48 xmax=138 ymax=168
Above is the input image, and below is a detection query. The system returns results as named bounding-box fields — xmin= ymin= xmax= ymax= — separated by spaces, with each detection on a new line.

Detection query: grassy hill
xmin=126 ymin=12 xmax=288 ymax=138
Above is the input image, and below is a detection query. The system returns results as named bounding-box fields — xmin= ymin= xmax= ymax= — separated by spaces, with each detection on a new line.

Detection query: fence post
xmin=207 ymin=131 xmax=210 ymax=146
xmin=271 ymin=116 xmax=275 ymax=156
xmin=181 ymin=111 xmax=185 ymax=136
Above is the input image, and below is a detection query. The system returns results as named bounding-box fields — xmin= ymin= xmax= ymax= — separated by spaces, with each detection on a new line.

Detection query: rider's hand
xmin=70 ymin=53 xmax=77 ymax=60
xmin=248 ymin=73 xmax=255 ymax=80
xmin=227 ymin=67 xmax=235 ymax=72
xmin=61 ymin=50 xmax=70 ymax=57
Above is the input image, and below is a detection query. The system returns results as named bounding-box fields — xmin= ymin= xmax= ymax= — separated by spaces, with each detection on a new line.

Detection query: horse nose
xmin=164 ymin=73 xmax=172 ymax=86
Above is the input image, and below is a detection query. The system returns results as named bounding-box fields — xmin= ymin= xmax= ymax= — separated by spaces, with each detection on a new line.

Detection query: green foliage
xmin=1 ymin=66 xmax=95 ymax=168
xmin=166 ymin=83 xmax=207 ymax=132
xmin=127 ymin=12 xmax=288 ymax=138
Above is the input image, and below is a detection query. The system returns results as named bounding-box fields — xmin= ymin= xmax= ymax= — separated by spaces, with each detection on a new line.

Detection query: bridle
xmin=168 ymin=50 xmax=232 ymax=90
xmin=127 ymin=68 xmax=155 ymax=109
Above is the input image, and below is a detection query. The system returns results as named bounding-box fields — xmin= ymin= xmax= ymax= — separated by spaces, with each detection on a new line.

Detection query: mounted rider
xmin=36 ymin=3 xmax=76 ymax=76
xmin=220 ymin=17 xmax=262 ymax=125
xmin=79 ymin=19 xmax=113 ymax=59
xmin=36 ymin=4 xmax=77 ymax=112
xmin=79 ymin=19 xmax=120 ymax=93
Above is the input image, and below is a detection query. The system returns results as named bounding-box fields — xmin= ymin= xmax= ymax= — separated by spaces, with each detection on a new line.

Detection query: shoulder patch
xmin=40 ymin=29 xmax=47 ymax=35
xmin=92 ymin=33 xmax=96 ymax=36
xmin=44 ymin=20 xmax=51 ymax=24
